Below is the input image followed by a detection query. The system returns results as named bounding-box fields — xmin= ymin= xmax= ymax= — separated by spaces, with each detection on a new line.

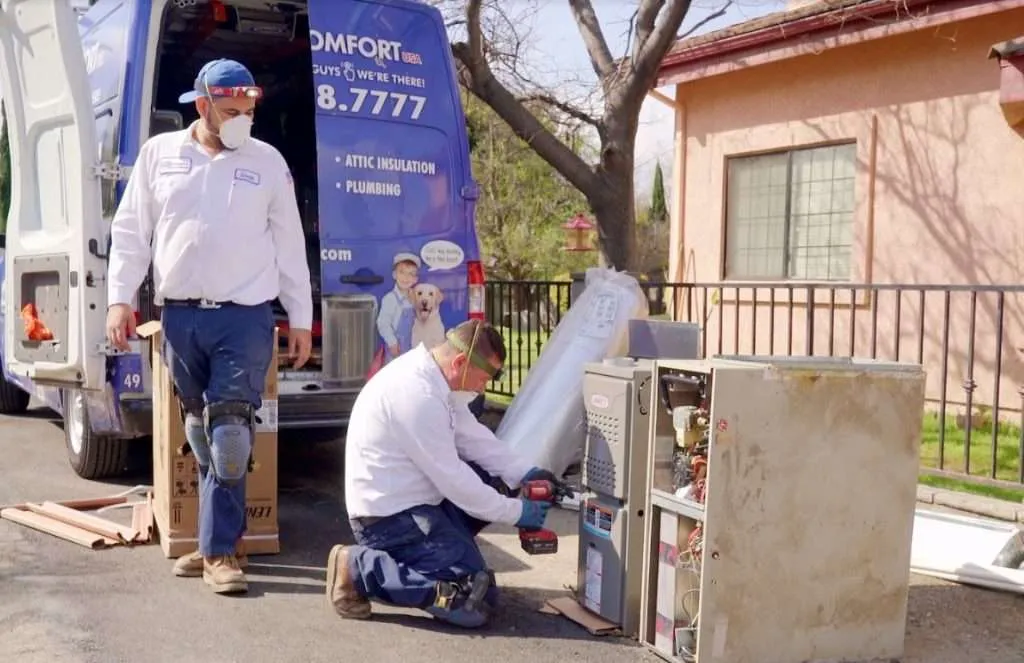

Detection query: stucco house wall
xmin=662 ymin=4 xmax=1024 ymax=414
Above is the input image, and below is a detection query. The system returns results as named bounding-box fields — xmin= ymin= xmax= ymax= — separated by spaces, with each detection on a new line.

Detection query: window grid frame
xmin=723 ymin=142 xmax=856 ymax=282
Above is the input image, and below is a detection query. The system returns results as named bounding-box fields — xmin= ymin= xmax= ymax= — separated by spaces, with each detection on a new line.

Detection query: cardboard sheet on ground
xmin=910 ymin=508 xmax=1024 ymax=594
xmin=542 ymin=596 xmax=620 ymax=636
xmin=496 ymin=268 xmax=649 ymax=478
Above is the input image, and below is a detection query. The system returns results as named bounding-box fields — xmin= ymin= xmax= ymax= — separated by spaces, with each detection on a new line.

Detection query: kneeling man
xmin=325 ymin=320 xmax=556 ymax=627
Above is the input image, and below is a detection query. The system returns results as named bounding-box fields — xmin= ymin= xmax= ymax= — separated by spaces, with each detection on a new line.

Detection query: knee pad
xmin=178 ymin=398 xmax=212 ymax=468
xmin=205 ymin=401 xmax=254 ymax=483
xmin=428 ymin=570 xmax=493 ymax=628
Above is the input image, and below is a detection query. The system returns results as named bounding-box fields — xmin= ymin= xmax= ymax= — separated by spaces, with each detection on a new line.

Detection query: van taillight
xmin=467 ymin=260 xmax=485 ymax=321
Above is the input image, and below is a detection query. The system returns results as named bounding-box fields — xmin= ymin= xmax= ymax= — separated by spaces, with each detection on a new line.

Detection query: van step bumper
xmin=278 ymin=390 xmax=358 ymax=429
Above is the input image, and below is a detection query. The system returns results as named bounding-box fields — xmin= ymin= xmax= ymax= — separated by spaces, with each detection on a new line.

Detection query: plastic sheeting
xmin=496 ymin=268 xmax=649 ymax=478
xmin=910 ymin=508 xmax=1024 ymax=595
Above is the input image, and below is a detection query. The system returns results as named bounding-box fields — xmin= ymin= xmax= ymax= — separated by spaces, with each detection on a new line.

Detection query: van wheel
xmin=62 ymin=389 xmax=130 ymax=480
xmin=0 ymin=377 xmax=31 ymax=415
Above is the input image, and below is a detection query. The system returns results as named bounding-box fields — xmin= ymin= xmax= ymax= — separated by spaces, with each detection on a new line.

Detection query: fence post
xmin=570 ymin=272 xmax=586 ymax=305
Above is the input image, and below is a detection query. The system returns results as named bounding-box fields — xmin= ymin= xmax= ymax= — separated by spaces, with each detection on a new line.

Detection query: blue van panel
xmin=115 ymin=0 xmax=152 ymax=199
xmin=308 ymin=0 xmax=481 ymax=365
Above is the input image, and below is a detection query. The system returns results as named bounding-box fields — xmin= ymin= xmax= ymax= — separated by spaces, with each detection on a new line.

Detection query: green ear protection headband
xmin=446 ymin=322 xmax=504 ymax=382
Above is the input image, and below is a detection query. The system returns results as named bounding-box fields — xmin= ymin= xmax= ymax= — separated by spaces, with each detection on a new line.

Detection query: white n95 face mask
xmin=218 ymin=115 xmax=253 ymax=150
xmin=450 ymin=391 xmax=479 ymax=409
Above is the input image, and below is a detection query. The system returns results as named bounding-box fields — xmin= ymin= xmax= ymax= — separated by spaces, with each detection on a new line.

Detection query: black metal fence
xmin=486 ymin=279 xmax=1024 ymax=491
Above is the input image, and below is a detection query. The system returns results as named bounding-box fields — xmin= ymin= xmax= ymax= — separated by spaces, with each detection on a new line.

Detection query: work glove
xmin=515 ymin=499 xmax=552 ymax=530
xmin=521 ymin=467 xmax=559 ymax=485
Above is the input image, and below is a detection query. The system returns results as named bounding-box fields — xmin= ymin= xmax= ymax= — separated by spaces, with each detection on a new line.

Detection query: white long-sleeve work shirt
xmin=107 ymin=123 xmax=313 ymax=329
xmin=344 ymin=344 xmax=533 ymax=525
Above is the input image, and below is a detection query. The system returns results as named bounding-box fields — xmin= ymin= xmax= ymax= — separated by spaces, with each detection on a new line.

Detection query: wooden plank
xmin=131 ymin=497 xmax=154 ymax=544
xmin=0 ymin=495 xmax=128 ymax=512
xmin=26 ymin=502 xmax=137 ymax=543
xmin=0 ymin=508 xmax=117 ymax=549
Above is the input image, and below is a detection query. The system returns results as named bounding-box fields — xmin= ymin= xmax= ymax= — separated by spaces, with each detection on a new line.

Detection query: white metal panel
xmin=911 ymin=509 xmax=1024 ymax=595
xmin=696 ymin=361 xmax=925 ymax=662
xmin=0 ymin=0 xmax=108 ymax=390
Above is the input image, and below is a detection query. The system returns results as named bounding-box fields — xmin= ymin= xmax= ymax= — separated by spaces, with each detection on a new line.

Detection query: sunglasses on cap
xmin=447 ymin=327 xmax=504 ymax=382
xmin=205 ymin=85 xmax=263 ymax=100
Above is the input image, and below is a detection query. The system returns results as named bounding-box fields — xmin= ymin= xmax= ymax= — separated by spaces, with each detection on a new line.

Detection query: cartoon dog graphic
xmin=408 ymin=282 xmax=447 ymax=350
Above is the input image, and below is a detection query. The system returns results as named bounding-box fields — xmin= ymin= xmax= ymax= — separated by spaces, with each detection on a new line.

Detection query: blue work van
xmin=0 ymin=0 xmax=487 ymax=479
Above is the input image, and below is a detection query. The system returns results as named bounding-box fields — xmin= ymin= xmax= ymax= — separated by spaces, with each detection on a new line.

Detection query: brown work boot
xmin=203 ymin=555 xmax=248 ymax=594
xmin=173 ymin=541 xmax=248 ymax=578
xmin=326 ymin=544 xmax=371 ymax=619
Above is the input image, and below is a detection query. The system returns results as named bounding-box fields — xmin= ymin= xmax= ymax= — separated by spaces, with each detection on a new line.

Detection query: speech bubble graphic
xmin=421 ymin=240 xmax=465 ymax=272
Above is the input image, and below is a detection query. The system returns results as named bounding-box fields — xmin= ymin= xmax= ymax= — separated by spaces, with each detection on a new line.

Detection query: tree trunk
xmin=589 ymin=118 xmax=639 ymax=272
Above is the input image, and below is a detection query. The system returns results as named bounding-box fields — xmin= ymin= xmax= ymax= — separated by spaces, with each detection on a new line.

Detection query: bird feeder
xmin=562 ymin=213 xmax=596 ymax=252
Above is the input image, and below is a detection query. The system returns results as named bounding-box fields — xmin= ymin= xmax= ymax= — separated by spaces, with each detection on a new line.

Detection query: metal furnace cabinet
xmin=638 ymin=356 xmax=926 ymax=663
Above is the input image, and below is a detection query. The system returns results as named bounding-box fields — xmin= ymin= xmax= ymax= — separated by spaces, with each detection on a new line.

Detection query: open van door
xmin=0 ymin=0 xmax=108 ymax=391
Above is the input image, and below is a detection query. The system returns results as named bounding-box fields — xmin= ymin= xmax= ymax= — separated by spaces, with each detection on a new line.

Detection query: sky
xmin=500 ymin=0 xmax=791 ymax=200
xmin=58 ymin=0 xmax=791 ymax=200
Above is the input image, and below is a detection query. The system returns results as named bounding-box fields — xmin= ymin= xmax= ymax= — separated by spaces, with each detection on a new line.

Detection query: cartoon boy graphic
xmin=376 ymin=252 xmax=420 ymax=361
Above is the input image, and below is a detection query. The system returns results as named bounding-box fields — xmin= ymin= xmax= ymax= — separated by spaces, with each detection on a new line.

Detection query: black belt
xmin=162 ymin=298 xmax=235 ymax=309
xmin=352 ymin=516 xmax=383 ymax=527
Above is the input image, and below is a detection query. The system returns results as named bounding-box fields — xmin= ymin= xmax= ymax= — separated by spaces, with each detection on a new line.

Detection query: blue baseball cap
xmin=178 ymin=59 xmax=259 ymax=104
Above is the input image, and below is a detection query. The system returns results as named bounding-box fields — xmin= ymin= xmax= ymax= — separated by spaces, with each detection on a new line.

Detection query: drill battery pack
xmin=519 ymin=528 xmax=558 ymax=555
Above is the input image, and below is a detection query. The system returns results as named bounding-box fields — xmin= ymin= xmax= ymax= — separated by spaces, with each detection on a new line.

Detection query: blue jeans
xmin=347 ymin=464 xmax=506 ymax=611
xmin=160 ymin=302 xmax=275 ymax=557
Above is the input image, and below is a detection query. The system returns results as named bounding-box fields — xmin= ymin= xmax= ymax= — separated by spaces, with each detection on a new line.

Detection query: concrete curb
xmin=917 ymin=485 xmax=1024 ymax=524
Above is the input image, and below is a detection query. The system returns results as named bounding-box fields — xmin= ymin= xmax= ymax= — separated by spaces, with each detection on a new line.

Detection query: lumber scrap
xmin=0 ymin=495 xmax=128 ymax=512
xmin=26 ymin=502 xmax=139 ymax=544
xmin=0 ymin=507 xmax=118 ymax=549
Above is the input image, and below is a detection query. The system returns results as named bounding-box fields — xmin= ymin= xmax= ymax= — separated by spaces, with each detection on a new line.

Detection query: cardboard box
xmin=138 ymin=320 xmax=280 ymax=558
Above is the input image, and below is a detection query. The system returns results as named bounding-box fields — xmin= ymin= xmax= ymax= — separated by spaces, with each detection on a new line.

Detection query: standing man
xmin=326 ymin=319 xmax=559 ymax=627
xmin=105 ymin=59 xmax=313 ymax=595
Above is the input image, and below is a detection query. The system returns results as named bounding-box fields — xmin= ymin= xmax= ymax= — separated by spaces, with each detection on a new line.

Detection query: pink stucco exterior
xmin=662 ymin=3 xmax=1024 ymax=414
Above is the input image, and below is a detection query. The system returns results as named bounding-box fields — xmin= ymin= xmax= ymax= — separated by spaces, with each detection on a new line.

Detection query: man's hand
xmin=288 ymin=328 xmax=312 ymax=369
xmin=515 ymin=499 xmax=552 ymax=530
xmin=521 ymin=467 xmax=559 ymax=485
xmin=105 ymin=304 xmax=136 ymax=352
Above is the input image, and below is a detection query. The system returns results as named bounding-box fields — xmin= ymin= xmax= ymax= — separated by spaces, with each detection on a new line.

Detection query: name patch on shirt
xmin=233 ymin=168 xmax=261 ymax=186
xmin=158 ymin=157 xmax=192 ymax=175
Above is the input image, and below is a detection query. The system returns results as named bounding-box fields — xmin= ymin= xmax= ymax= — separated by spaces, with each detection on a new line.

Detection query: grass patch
xmin=919 ymin=412 xmax=1024 ymax=502
xmin=918 ymin=474 xmax=1024 ymax=503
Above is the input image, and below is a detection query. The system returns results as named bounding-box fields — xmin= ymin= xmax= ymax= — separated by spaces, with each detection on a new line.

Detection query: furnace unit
xmin=577 ymin=320 xmax=699 ymax=637
xmin=638 ymin=356 xmax=926 ymax=663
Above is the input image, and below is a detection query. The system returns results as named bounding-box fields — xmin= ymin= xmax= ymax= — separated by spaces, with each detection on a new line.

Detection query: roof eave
xmin=657 ymin=0 xmax=938 ymax=79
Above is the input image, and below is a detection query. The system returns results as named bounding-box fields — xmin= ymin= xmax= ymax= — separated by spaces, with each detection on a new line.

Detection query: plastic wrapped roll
xmin=496 ymin=268 xmax=649 ymax=477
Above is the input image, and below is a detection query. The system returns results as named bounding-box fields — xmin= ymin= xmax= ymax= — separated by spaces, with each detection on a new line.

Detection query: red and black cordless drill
xmin=518 ymin=479 xmax=572 ymax=555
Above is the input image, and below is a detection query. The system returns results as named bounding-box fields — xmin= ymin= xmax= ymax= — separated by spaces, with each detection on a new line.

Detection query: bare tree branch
xmin=517 ymin=93 xmax=603 ymax=132
xmin=631 ymin=0 xmax=663 ymax=63
xmin=621 ymin=0 xmax=693 ymax=105
xmin=567 ymin=0 xmax=616 ymax=85
xmin=623 ymin=9 xmax=640 ymax=58
xmin=678 ymin=0 xmax=732 ymax=39
xmin=453 ymin=0 xmax=598 ymax=196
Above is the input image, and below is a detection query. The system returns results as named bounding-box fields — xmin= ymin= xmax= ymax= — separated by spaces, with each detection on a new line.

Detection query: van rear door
xmin=0 ymin=0 xmax=109 ymax=390
xmin=308 ymin=0 xmax=481 ymax=378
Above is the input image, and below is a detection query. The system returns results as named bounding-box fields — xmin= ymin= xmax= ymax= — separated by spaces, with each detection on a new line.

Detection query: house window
xmin=724 ymin=143 xmax=856 ymax=281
